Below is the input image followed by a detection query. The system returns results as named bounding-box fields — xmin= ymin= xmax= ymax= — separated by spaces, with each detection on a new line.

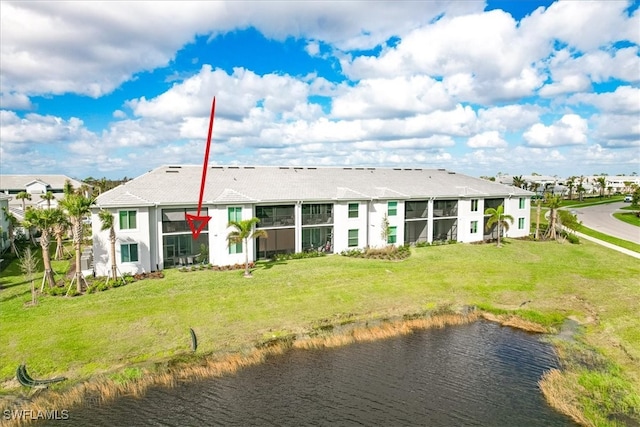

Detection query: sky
xmin=1 ymin=0 xmax=639 ymax=180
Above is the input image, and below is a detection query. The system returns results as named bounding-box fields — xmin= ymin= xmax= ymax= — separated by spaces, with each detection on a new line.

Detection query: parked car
xmin=624 ymin=195 xmax=633 ymax=202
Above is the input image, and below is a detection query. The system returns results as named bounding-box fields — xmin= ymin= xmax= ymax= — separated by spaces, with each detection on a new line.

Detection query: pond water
xmin=42 ymin=321 xmax=576 ymax=426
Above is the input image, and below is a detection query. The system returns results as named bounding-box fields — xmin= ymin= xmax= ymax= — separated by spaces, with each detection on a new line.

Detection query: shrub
xmin=565 ymin=233 xmax=580 ymax=244
xmin=341 ymin=245 xmax=411 ymax=260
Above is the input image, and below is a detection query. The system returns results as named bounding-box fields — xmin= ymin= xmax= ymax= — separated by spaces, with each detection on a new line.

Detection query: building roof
xmin=0 ymin=174 xmax=85 ymax=191
xmin=95 ymin=165 xmax=533 ymax=208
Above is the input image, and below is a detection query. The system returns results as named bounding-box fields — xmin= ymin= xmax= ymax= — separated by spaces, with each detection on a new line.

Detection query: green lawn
xmin=559 ymin=196 xmax=624 ymax=207
xmin=613 ymin=211 xmax=640 ymax=228
xmin=1 ymin=240 xmax=639 ymax=425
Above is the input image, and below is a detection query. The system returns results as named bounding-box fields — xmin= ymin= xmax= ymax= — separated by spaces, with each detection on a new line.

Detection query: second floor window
xmin=119 ymin=210 xmax=137 ymax=230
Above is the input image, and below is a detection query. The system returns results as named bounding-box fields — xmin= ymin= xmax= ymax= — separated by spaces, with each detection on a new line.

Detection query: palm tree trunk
xmin=535 ymin=202 xmax=541 ymax=240
xmin=496 ymin=221 xmax=501 ymax=247
xmin=244 ymin=237 xmax=250 ymax=277
xmin=110 ymin=230 xmax=117 ymax=280
xmin=55 ymin=233 xmax=64 ymax=260
xmin=73 ymin=220 xmax=84 ymax=292
xmin=40 ymin=232 xmax=56 ymax=288
xmin=549 ymin=209 xmax=557 ymax=240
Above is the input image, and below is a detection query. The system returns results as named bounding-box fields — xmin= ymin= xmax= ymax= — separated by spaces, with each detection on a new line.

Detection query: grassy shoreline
xmin=1 ymin=240 xmax=639 ymax=425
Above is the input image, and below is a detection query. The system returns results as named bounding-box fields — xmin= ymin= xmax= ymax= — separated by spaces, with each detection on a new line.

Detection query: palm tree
xmin=577 ymin=176 xmax=585 ymax=202
xmin=227 ymin=218 xmax=268 ymax=277
xmin=544 ymin=193 xmax=562 ymax=241
xmin=52 ymin=214 xmax=70 ymax=260
xmin=16 ymin=191 xmax=31 ymax=211
xmin=98 ymin=209 xmax=118 ymax=280
xmin=596 ymin=176 xmax=607 ymax=199
xmin=512 ymin=175 xmax=526 ymax=189
xmin=59 ymin=192 xmax=94 ymax=292
xmin=23 ymin=208 xmax=64 ymax=288
xmin=2 ymin=207 xmax=19 ymax=255
xmin=534 ymin=196 xmax=543 ymax=240
xmin=484 ymin=204 xmax=514 ymax=247
xmin=40 ymin=191 xmax=55 ymax=208
xmin=565 ymin=176 xmax=575 ymax=200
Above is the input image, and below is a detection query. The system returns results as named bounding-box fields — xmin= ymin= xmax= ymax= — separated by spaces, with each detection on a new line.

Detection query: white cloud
xmin=467 ymin=131 xmax=507 ymax=148
xmin=524 ymin=114 xmax=588 ymax=147
xmin=566 ymin=86 xmax=640 ymax=114
xmin=0 ymin=1 xmax=482 ymax=100
xmin=592 ymin=113 xmax=640 ymax=147
xmin=343 ymin=9 xmax=548 ymax=103
xmin=520 ymin=1 xmax=639 ymax=52
xmin=539 ymin=74 xmax=591 ymax=97
xmin=477 ymin=105 xmax=542 ymax=132
xmin=331 ymin=75 xmax=453 ymax=119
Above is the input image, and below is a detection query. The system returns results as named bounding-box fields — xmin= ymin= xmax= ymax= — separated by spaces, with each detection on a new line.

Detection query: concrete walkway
xmin=574 ymin=231 xmax=640 ymax=259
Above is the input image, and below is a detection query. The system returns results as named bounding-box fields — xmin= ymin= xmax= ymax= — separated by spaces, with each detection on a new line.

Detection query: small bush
xmin=340 ymin=245 xmax=411 ymax=260
xmin=565 ymin=233 xmax=580 ymax=244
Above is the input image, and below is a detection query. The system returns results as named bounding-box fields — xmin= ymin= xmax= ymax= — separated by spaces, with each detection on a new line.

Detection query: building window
xmin=519 ymin=198 xmax=525 ymax=209
xmin=348 ymin=203 xmax=359 ymax=218
xmin=348 ymin=229 xmax=359 ymax=247
xmin=229 ymin=242 xmax=242 ymax=254
xmin=471 ymin=199 xmax=479 ymax=212
xmin=228 ymin=207 xmax=242 ymax=223
xmin=388 ymin=201 xmax=398 ymax=216
xmin=119 ymin=210 xmax=137 ymax=230
xmin=121 ymin=243 xmax=139 ymax=263
xmin=388 ymin=226 xmax=397 ymax=244
xmin=518 ymin=218 xmax=525 ymax=229
xmin=470 ymin=220 xmax=478 ymax=234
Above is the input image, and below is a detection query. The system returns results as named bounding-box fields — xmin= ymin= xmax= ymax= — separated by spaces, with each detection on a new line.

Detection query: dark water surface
xmin=46 ymin=321 xmax=576 ymax=426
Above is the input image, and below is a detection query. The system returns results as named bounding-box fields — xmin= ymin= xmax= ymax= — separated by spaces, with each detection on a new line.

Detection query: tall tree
xmin=565 ymin=176 xmax=576 ymax=200
xmin=52 ymin=214 xmax=70 ymax=260
xmin=23 ymin=208 xmax=64 ymax=288
xmin=577 ymin=176 xmax=586 ymax=202
xmin=16 ymin=191 xmax=31 ymax=211
xmin=60 ymin=192 xmax=94 ymax=292
xmin=227 ymin=218 xmax=268 ymax=277
xmin=20 ymin=247 xmax=39 ymax=306
xmin=40 ymin=191 xmax=55 ymax=208
xmin=98 ymin=209 xmax=118 ymax=280
xmin=2 ymin=207 xmax=19 ymax=255
xmin=512 ymin=175 xmax=526 ymax=189
xmin=534 ymin=196 xmax=543 ymax=240
xmin=484 ymin=204 xmax=514 ymax=247
xmin=544 ymin=193 xmax=563 ymax=241
xmin=596 ymin=176 xmax=607 ymax=199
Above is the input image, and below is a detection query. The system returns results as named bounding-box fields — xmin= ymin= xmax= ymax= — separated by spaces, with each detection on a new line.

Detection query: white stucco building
xmin=91 ymin=165 xmax=533 ymax=276
xmin=0 ymin=194 xmax=12 ymax=253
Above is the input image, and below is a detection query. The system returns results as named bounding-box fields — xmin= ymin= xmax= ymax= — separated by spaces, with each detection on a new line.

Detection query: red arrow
xmin=186 ymin=96 xmax=216 ymax=239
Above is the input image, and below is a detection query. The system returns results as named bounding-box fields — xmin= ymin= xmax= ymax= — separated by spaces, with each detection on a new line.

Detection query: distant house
xmin=0 ymin=193 xmax=11 ymax=252
xmin=0 ymin=174 xmax=89 ymax=215
xmin=91 ymin=165 xmax=534 ymax=276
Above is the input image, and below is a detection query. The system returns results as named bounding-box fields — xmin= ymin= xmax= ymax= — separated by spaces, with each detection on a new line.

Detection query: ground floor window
xmin=387 ymin=226 xmax=397 ymax=244
xmin=257 ymin=228 xmax=294 ymax=259
xmin=433 ymin=218 xmax=458 ymax=241
xmin=121 ymin=243 xmax=139 ymax=263
xmin=348 ymin=229 xmax=358 ymax=247
xmin=229 ymin=241 xmax=242 ymax=254
xmin=470 ymin=220 xmax=478 ymax=234
xmin=302 ymin=226 xmax=333 ymax=252
xmin=405 ymin=220 xmax=427 ymax=244
xmin=163 ymin=233 xmax=208 ymax=267
xmin=518 ymin=218 xmax=525 ymax=229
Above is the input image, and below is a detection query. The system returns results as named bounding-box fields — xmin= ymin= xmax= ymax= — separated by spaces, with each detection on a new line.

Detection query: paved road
xmin=571 ymin=202 xmax=640 ymax=244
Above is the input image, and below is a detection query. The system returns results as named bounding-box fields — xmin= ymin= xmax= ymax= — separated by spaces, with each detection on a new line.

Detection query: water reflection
xmin=44 ymin=321 xmax=576 ymax=426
